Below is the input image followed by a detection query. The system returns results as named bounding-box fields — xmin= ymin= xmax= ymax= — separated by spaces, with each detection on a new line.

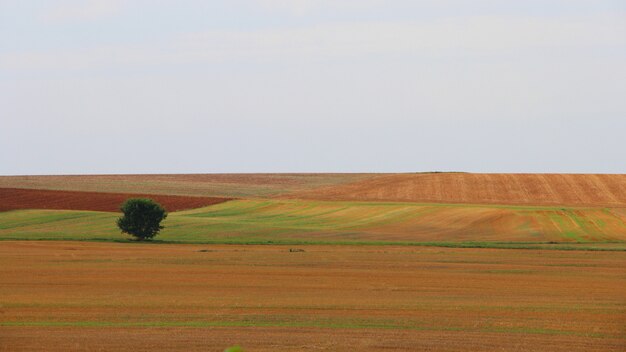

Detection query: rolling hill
xmin=0 ymin=173 xmax=373 ymax=198
xmin=287 ymin=173 xmax=626 ymax=207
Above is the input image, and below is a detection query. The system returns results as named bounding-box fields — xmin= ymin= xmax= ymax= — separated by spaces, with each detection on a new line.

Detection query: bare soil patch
xmin=0 ymin=188 xmax=230 ymax=212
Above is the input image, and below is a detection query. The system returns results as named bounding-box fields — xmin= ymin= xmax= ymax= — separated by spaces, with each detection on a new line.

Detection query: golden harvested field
xmin=3 ymin=173 xmax=625 ymax=206
xmin=289 ymin=173 xmax=626 ymax=207
xmin=1 ymin=241 xmax=625 ymax=351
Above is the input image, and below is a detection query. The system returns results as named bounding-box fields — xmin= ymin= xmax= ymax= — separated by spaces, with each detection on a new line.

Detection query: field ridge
xmin=287 ymin=173 xmax=626 ymax=206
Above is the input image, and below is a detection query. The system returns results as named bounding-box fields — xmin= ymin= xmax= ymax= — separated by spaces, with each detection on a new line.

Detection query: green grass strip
xmin=0 ymin=321 xmax=608 ymax=338
xmin=0 ymin=237 xmax=623 ymax=251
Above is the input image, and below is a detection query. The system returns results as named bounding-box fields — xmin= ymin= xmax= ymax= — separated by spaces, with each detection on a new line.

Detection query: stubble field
xmin=1 ymin=241 xmax=624 ymax=351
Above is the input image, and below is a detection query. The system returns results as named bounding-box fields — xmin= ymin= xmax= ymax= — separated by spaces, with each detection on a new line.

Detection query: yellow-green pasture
xmin=1 ymin=199 xmax=625 ymax=249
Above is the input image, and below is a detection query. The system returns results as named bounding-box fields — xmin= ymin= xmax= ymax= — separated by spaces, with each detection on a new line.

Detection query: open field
xmin=1 ymin=199 xmax=626 ymax=248
xmin=2 ymin=173 xmax=625 ymax=206
xmin=0 ymin=174 xmax=373 ymax=198
xmin=1 ymin=173 xmax=625 ymax=350
xmin=289 ymin=173 xmax=626 ymax=207
xmin=0 ymin=241 xmax=624 ymax=351
xmin=0 ymin=188 xmax=230 ymax=212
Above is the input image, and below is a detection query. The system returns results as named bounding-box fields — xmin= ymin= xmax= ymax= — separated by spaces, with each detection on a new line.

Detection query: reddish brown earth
xmin=289 ymin=173 xmax=626 ymax=206
xmin=0 ymin=188 xmax=230 ymax=212
xmin=0 ymin=241 xmax=624 ymax=351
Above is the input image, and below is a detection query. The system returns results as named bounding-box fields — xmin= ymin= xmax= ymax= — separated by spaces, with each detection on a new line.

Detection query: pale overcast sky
xmin=1 ymin=1 xmax=625 ymax=175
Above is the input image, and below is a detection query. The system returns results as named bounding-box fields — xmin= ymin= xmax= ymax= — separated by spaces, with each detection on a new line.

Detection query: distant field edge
xmin=1 ymin=239 xmax=623 ymax=251
xmin=286 ymin=173 xmax=626 ymax=207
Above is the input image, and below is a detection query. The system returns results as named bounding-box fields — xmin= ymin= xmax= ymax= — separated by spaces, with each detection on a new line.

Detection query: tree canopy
xmin=117 ymin=198 xmax=167 ymax=240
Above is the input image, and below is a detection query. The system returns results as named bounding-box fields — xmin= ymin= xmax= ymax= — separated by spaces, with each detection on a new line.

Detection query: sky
xmin=1 ymin=0 xmax=625 ymax=175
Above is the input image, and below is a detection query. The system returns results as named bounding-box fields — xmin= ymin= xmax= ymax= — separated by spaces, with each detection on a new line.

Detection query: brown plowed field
xmin=1 ymin=241 xmax=624 ymax=351
xmin=0 ymin=188 xmax=230 ymax=212
xmin=289 ymin=173 xmax=626 ymax=206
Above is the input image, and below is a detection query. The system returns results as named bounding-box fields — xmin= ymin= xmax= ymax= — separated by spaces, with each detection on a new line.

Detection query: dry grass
xmin=0 ymin=241 xmax=624 ymax=351
xmin=289 ymin=173 xmax=626 ymax=206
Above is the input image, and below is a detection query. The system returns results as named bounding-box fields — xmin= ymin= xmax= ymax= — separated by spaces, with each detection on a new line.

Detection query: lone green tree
xmin=117 ymin=198 xmax=167 ymax=241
